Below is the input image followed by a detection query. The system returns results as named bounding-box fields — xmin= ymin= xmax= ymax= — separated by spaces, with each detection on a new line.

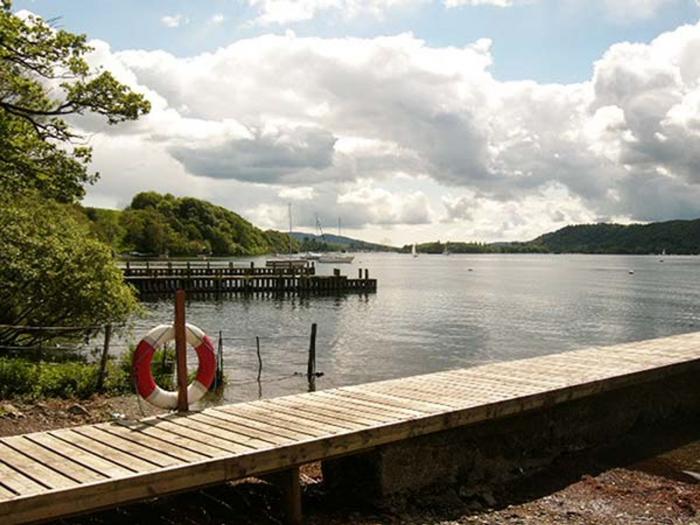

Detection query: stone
xmin=67 ymin=403 xmax=90 ymax=417
xmin=0 ymin=403 xmax=24 ymax=418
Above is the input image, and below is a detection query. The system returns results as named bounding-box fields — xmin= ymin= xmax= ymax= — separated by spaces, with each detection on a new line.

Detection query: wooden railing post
xmin=96 ymin=324 xmax=112 ymax=391
xmin=175 ymin=289 xmax=188 ymax=412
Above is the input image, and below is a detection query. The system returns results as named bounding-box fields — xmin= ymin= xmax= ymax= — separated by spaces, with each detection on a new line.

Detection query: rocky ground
xmin=1 ymin=398 xmax=698 ymax=524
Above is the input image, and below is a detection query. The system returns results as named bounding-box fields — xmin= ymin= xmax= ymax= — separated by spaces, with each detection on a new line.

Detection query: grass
xmin=0 ymin=346 xmax=178 ymax=400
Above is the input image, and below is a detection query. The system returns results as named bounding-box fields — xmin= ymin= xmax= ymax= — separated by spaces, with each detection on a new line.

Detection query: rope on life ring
xmin=133 ymin=323 xmax=216 ymax=409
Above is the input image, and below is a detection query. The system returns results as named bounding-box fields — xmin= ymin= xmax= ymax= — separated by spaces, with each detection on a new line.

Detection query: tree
xmin=0 ymin=1 xmax=150 ymax=202
xmin=0 ymin=192 xmax=139 ymax=347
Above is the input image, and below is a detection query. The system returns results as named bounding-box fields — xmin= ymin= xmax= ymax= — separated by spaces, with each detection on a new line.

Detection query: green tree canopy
xmin=0 ymin=192 xmax=139 ymax=347
xmin=0 ymin=1 xmax=150 ymax=202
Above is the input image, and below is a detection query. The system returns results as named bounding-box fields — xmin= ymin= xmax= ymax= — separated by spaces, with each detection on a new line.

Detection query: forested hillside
xmin=533 ymin=219 xmax=700 ymax=254
xmin=84 ymin=192 xmax=298 ymax=256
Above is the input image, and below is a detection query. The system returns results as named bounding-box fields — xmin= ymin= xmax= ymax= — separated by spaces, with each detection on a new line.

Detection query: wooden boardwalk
xmin=1 ymin=332 xmax=699 ymax=523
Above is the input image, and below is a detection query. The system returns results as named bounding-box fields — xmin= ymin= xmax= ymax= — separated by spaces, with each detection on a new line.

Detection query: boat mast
xmin=288 ymin=203 xmax=293 ymax=255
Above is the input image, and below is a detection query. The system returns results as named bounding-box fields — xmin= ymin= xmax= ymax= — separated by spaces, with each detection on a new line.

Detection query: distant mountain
xmin=290 ymin=231 xmax=396 ymax=252
xmin=532 ymin=219 xmax=700 ymax=254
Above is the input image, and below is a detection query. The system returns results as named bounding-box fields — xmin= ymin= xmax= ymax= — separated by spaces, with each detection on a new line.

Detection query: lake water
xmin=125 ymin=253 xmax=700 ymax=403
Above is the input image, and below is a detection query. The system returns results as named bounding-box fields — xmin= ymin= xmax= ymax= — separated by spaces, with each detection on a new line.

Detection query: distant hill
xmin=532 ymin=219 xmax=700 ymax=255
xmin=290 ymin=231 xmax=396 ymax=252
xmin=84 ymin=192 xmax=298 ymax=257
xmin=403 ymin=218 xmax=700 ymax=255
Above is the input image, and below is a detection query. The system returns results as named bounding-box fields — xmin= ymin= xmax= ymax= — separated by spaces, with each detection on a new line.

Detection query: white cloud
xmin=278 ymin=186 xmax=316 ymax=200
xmin=160 ymin=14 xmax=188 ymax=28
xmin=210 ymin=13 xmax=226 ymax=24
xmin=247 ymin=0 xmax=424 ymax=25
xmin=69 ymin=21 xmax=700 ymax=242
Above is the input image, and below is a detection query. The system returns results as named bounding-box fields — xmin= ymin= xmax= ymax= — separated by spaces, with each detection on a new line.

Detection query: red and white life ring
xmin=133 ymin=323 xmax=216 ymax=409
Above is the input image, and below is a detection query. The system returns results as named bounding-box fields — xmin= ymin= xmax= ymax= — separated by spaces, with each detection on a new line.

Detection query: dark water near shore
xmin=122 ymin=253 xmax=700 ymax=403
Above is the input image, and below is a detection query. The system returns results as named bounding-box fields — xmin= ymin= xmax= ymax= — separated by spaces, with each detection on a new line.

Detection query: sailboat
xmin=266 ymin=203 xmax=308 ymax=269
xmin=443 ymin=242 xmax=451 ymax=256
xmin=318 ymin=217 xmax=354 ymax=263
xmin=412 ymin=243 xmax=418 ymax=258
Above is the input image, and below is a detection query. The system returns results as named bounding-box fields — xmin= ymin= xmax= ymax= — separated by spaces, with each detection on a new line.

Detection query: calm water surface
xmin=124 ymin=254 xmax=700 ymax=403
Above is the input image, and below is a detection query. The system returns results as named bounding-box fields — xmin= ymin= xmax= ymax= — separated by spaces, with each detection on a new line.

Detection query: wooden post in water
xmin=256 ymin=336 xmax=263 ymax=382
xmin=175 ymin=289 xmax=189 ymax=412
xmin=96 ymin=324 xmax=112 ymax=391
xmin=307 ymin=323 xmax=317 ymax=392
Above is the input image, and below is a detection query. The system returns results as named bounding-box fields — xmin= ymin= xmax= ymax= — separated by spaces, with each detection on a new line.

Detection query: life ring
xmin=133 ymin=323 xmax=216 ymax=409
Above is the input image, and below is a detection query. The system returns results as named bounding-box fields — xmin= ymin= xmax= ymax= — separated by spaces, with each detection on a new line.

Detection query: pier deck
xmin=1 ymin=332 xmax=699 ymax=523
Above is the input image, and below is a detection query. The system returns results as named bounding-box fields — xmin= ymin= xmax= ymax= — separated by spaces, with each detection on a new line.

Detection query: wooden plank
xmin=337 ymin=389 xmax=444 ymax=414
xmin=218 ymin=405 xmax=341 ymax=437
xmin=114 ymin=420 xmax=228 ymax=458
xmin=49 ymin=429 xmax=159 ymax=473
xmin=1 ymin=436 xmax=105 ymax=485
xmin=362 ymin=384 xmax=462 ymax=409
xmin=0 ymin=461 xmax=47 ymax=495
xmin=321 ymin=390 xmax=427 ymax=417
xmin=138 ymin=419 xmax=252 ymax=455
xmin=94 ymin=422 xmax=209 ymax=463
xmin=256 ymin=400 xmax=362 ymax=432
xmin=307 ymin=392 xmax=411 ymax=421
xmin=207 ymin=407 xmax=316 ymax=441
xmin=155 ymin=414 xmax=273 ymax=451
xmin=72 ymin=426 xmax=183 ymax=468
xmin=0 ymin=484 xmax=15 ymax=501
xmin=268 ymin=397 xmax=389 ymax=426
xmin=0 ymin=442 xmax=78 ymax=489
xmin=26 ymin=433 xmax=135 ymax=478
xmin=189 ymin=412 xmax=291 ymax=447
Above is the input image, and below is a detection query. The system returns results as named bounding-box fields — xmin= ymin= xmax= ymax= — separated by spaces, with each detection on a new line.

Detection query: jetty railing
xmin=121 ymin=261 xmax=316 ymax=277
xmin=122 ymin=266 xmax=376 ymax=295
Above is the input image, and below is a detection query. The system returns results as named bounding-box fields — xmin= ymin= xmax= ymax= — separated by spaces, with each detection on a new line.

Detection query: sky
xmin=13 ymin=0 xmax=700 ymax=245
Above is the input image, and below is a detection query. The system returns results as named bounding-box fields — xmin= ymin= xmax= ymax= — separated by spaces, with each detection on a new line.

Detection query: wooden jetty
xmin=121 ymin=262 xmax=376 ymax=295
xmin=1 ymin=332 xmax=699 ymax=524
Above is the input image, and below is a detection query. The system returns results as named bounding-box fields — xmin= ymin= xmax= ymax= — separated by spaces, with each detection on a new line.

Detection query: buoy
xmin=133 ymin=323 xmax=216 ymax=409
xmin=628 ymin=270 xmax=635 ymax=275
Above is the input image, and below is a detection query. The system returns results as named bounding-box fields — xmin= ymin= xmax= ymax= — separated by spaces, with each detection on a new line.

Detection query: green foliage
xmin=0 ymin=191 xmax=139 ymax=347
xmin=0 ymin=2 xmax=150 ymax=202
xmin=84 ymin=192 xmax=301 ymax=257
xmin=0 ymin=345 xmax=179 ymax=400
xmin=291 ymin=232 xmax=395 ymax=252
xmin=0 ymin=358 xmax=97 ymax=399
xmin=533 ymin=220 xmax=700 ymax=254
xmin=401 ymin=241 xmax=546 ymax=254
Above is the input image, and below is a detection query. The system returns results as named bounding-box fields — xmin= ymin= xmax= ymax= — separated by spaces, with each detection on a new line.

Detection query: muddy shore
xmin=1 ymin=397 xmax=698 ymax=524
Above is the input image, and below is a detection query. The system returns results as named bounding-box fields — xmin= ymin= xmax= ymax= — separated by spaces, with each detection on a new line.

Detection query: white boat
xmin=301 ymin=252 xmax=322 ymax=261
xmin=266 ymin=257 xmax=310 ymax=270
xmin=318 ymin=253 xmax=354 ymax=264
xmin=412 ymin=244 xmax=418 ymax=258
